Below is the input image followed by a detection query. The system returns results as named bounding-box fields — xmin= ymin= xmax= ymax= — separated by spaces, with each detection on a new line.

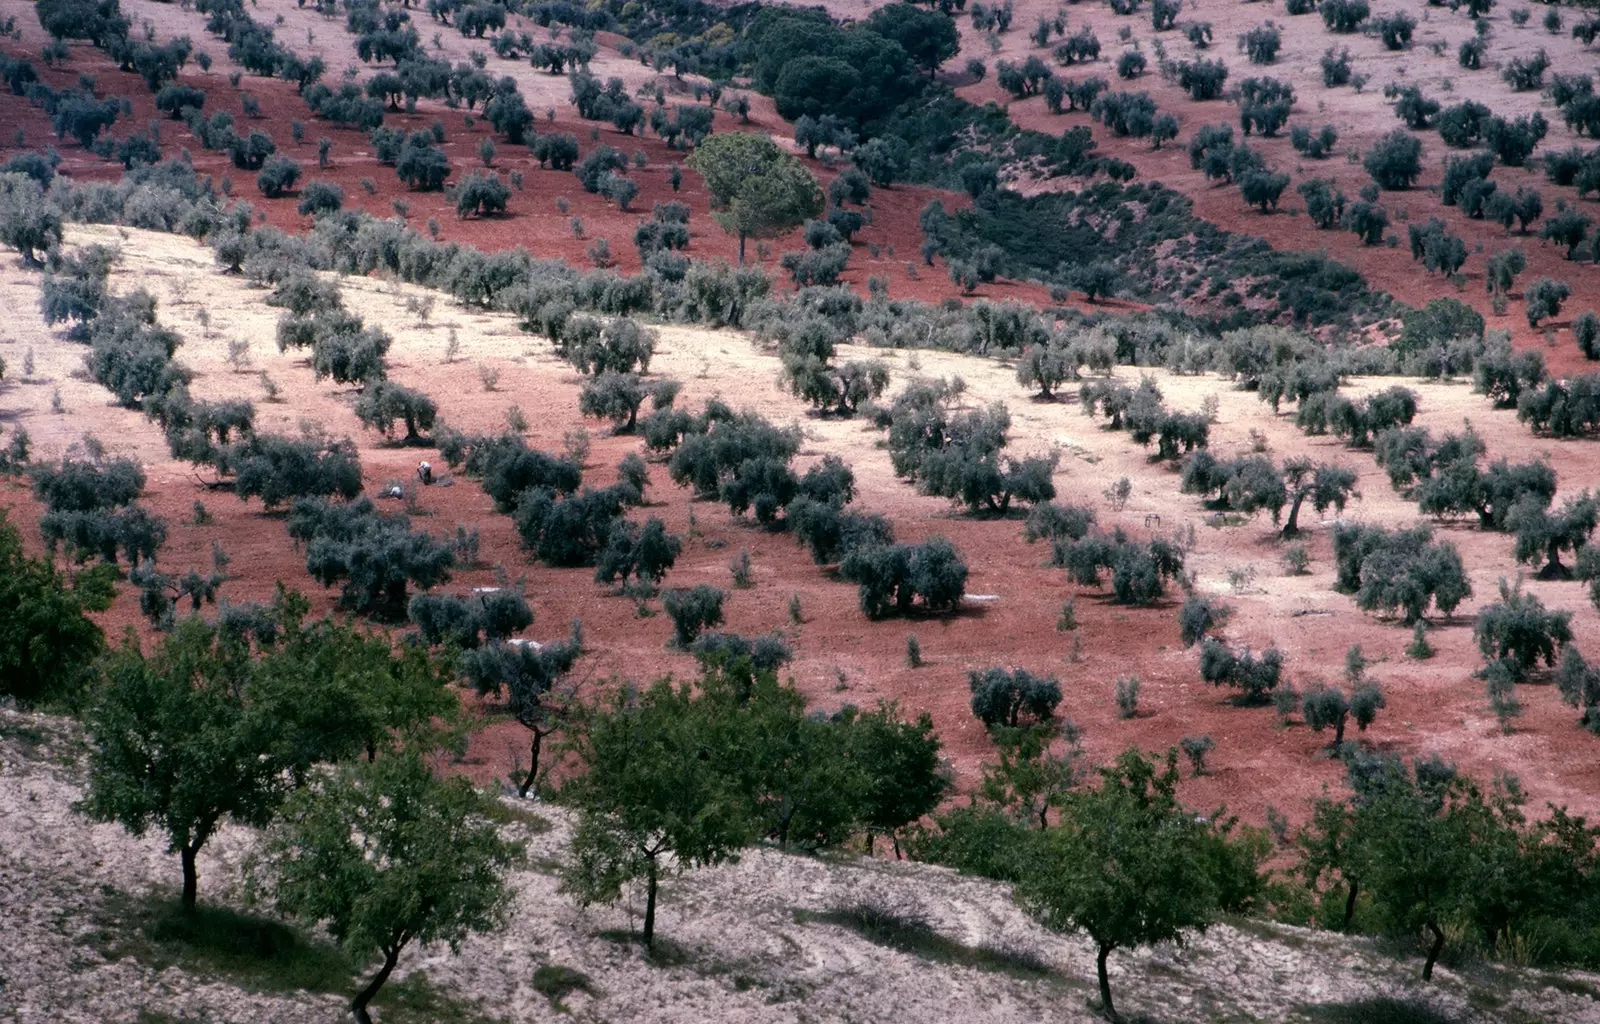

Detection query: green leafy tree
xmin=1473 ymin=576 xmax=1573 ymax=680
xmin=844 ymin=701 xmax=947 ymax=854
xmin=560 ymin=680 xmax=756 ymax=948
xmin=261 ymin=750 xmax=520 ymax=1024
xmin=978 ymin=722 xmax=1085 ymax=829
xmin=84 ymin=621 xmax=294 ymax=910
xmin=1013 ymin=747 xmax=1260 ymax=1022
xmin=687 ymin=133 xmax=824 ymax=265
xmin=0 ymin=508 xmax=114 ymax=703
xmin=866 ymin=4 xmax=959 ymax=75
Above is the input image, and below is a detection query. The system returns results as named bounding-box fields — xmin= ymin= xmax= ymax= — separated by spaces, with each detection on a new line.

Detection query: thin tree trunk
xmin=1342 ymin=879 xmax=1359 ymax=930
xmin=1423 ymin=918 xmax=1445 ymax=980
xmin=351 ymin=945 xmax=401 ymax=1024
xmin=891 ymin=833 xmax=902 ymax=860
xmin=180 ymin=844 xmax=200 ymax=911
xmin=643 ymin=857 xmax=659 ymax=949
xmin=519 ymin=729 xmax=543 ymax=798
xmin=737 ymin=232 xmax=746 ymax=267
xmin=1282 ymin=493 xmax=1307 ymax=536
xmin=1096 ymin=943 xmax=1121 ymax=1023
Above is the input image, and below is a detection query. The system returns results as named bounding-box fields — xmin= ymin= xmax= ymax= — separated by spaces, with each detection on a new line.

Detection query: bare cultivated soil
xmin=7 ymin=707 xmax=1600 ymax=1024
xmin=3 ymin=223 xmax=1598 ymax=825
xmin=5 ymin=0 xmax=1600 ymax=1017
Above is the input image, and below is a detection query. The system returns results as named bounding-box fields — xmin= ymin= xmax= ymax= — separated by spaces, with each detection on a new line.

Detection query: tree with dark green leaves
xmin=1012 ymin=747 xmax=1263 ymax=1022
xmin=687 ymin=133 xmax=823 ymax=265
xmin=968 ymin=667 xmax=1062 ymax=728
xmin=1474 ymin=576 xmax=1573 ymax=680
xmin=0 ymin=508 xmax=114 ymax=704
xmin=261 ymin=749 xmax=520 ymax=1024
xmin=844 ymin=701 xmax=948 ymax=854
xmin=866 ymin=3 xmax=959 ymax=75
xmin=978 ymin=721 xmax=1085 ymax=830
xmin=83 ymin=620 xmax=301 ymax=910
xmin=84 ymin=601 xmax=457 ymax=909
xmin=1510 ymin=491 xmax=1596 ymax=579
xmin=0 ymin=172 xmax=64 ymax=266
xmin=560 ymin=679 xmax=756 ymax=948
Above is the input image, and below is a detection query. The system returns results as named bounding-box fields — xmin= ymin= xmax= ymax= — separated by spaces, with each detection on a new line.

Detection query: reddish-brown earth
xmin=2 ymin=0 xmax=1600 ymax=835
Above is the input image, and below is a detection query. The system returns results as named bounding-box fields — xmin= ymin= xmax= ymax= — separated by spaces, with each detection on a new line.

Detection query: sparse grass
xmin=481 ymin=799 xmax=553 ymax=833
xmin=1296 ymin=996 xmax=1459 ymax=1024
xmin=532 ymin=963 xmax=598 ymax=1007
xmin=596 ymin=928 xmax=695 ymax=967
xmin=0 ymin=718 xmax=49 ymax=753
xmin=85 ymin=891 xmax=354 ymax=997
xmin=794 ymin=904 xmax=1054 ymax=980
xmin=371 ymin=972 xmax=510 ymax=1024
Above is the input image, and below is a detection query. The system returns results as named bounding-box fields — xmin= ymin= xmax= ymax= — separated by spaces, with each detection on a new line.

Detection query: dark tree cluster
xmin=30 ymin=455 xmax=165 ymax=569
xmin=1056 ymin=529 xmax=1185 ymax=605
xmin=287 ymin=496 xmax=454 ymax=616
xmin=1332 ymin=522 xmax=1472 ymax=623
xmin=883 ymin=379 xmax=1057 ymax=514
xmin=1080 ymin=376 xmax=1210 ymax=460
xmin=564 ymin=664 xmax=949 ymax=946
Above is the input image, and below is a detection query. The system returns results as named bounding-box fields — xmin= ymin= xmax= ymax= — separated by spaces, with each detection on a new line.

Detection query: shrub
xmin=1240 ymin=24 xmax=1280 ymax=64
xmin=1438 ymin=101 xmax=1491 ymax=148
xmin=1332 ymin=522 xmax=1471 ymax=623
xmin=353 ymin=381 xmax=437 ymax=441
xmin=662 ymin=584 xmax=725 ymax=647
xmin=0 ymin=173 xmax=63 ymax=266
xmin=1372 ymin=11 xmax=1415 ymax=49
xmin=838 ymin=537 xmax=968 ymax=618
xmin=1503 ymin=50 xmax=1549 ymax=92
xmin=1057 ymin=532 xmax=1184 ymax=605
xmin=455 ymin=170 xmax=510 ymax=218
xmin=1320 ymin=0 xmax=1369 ymax=32
xmin=1179 ymin=594 xmax=1231 ymax=647
xmin=287 ymin=496 xmax=455 ymax=616
xmin=1320 ymin=47 xmax=1353 ymax=87
xmin=594 ymin=517 xmax=681 ymax=586
xmin=1524 ymin=277 xmax=1570 ymax=326
xmin=254 ymin=155 xmax=301 ymax=199
xmin=1115 ymin=674 xmax=1141 ymax=718
xmin=396 ymin=132 xmax=450 ymax=190
xmin=1175 ymin=58 xmax=1229 ymax=100
xmin=1574 ymin=311 xmax=1600 ymax=359
xmin=968 ymin=667 xmax=1061 ymax=728
xmin=1474 ymin=577 xmax=1572 ymax=680
xmin=1199 ymin=639 xmax=1284 ymax=704
xmin=295 ymin=179 xmax=342 ymax=216
xmin=1363 ymin=129 xmax=1422 ymax=189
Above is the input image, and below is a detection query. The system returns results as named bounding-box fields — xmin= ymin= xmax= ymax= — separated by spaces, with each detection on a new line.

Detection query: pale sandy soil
xmin=5 ymin=707 xmax=1600 ymax=1024
xmin=2 ymin=224 xmax=1599 ymax=834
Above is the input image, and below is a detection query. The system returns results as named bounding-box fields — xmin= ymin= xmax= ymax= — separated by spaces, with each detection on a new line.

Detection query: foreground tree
xmin=261 ymin=750 xmax=521 ymax=1024
xmin=1013 ymin=747 xmax=1262 ymax=1022
xmin=0 ymin=509 xmax=114 ymax=703
xmin=560 ymin=680 xmax=755 ymax=948
xmin=686 ymin=132 xmax=823 ymax=264
xmin=84 ymin=621 xmax=290 ymax=910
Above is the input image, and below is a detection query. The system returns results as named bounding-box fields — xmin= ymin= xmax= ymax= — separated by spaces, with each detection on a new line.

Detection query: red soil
xmin=2 ymin=10 xmax=1600 ymax=835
